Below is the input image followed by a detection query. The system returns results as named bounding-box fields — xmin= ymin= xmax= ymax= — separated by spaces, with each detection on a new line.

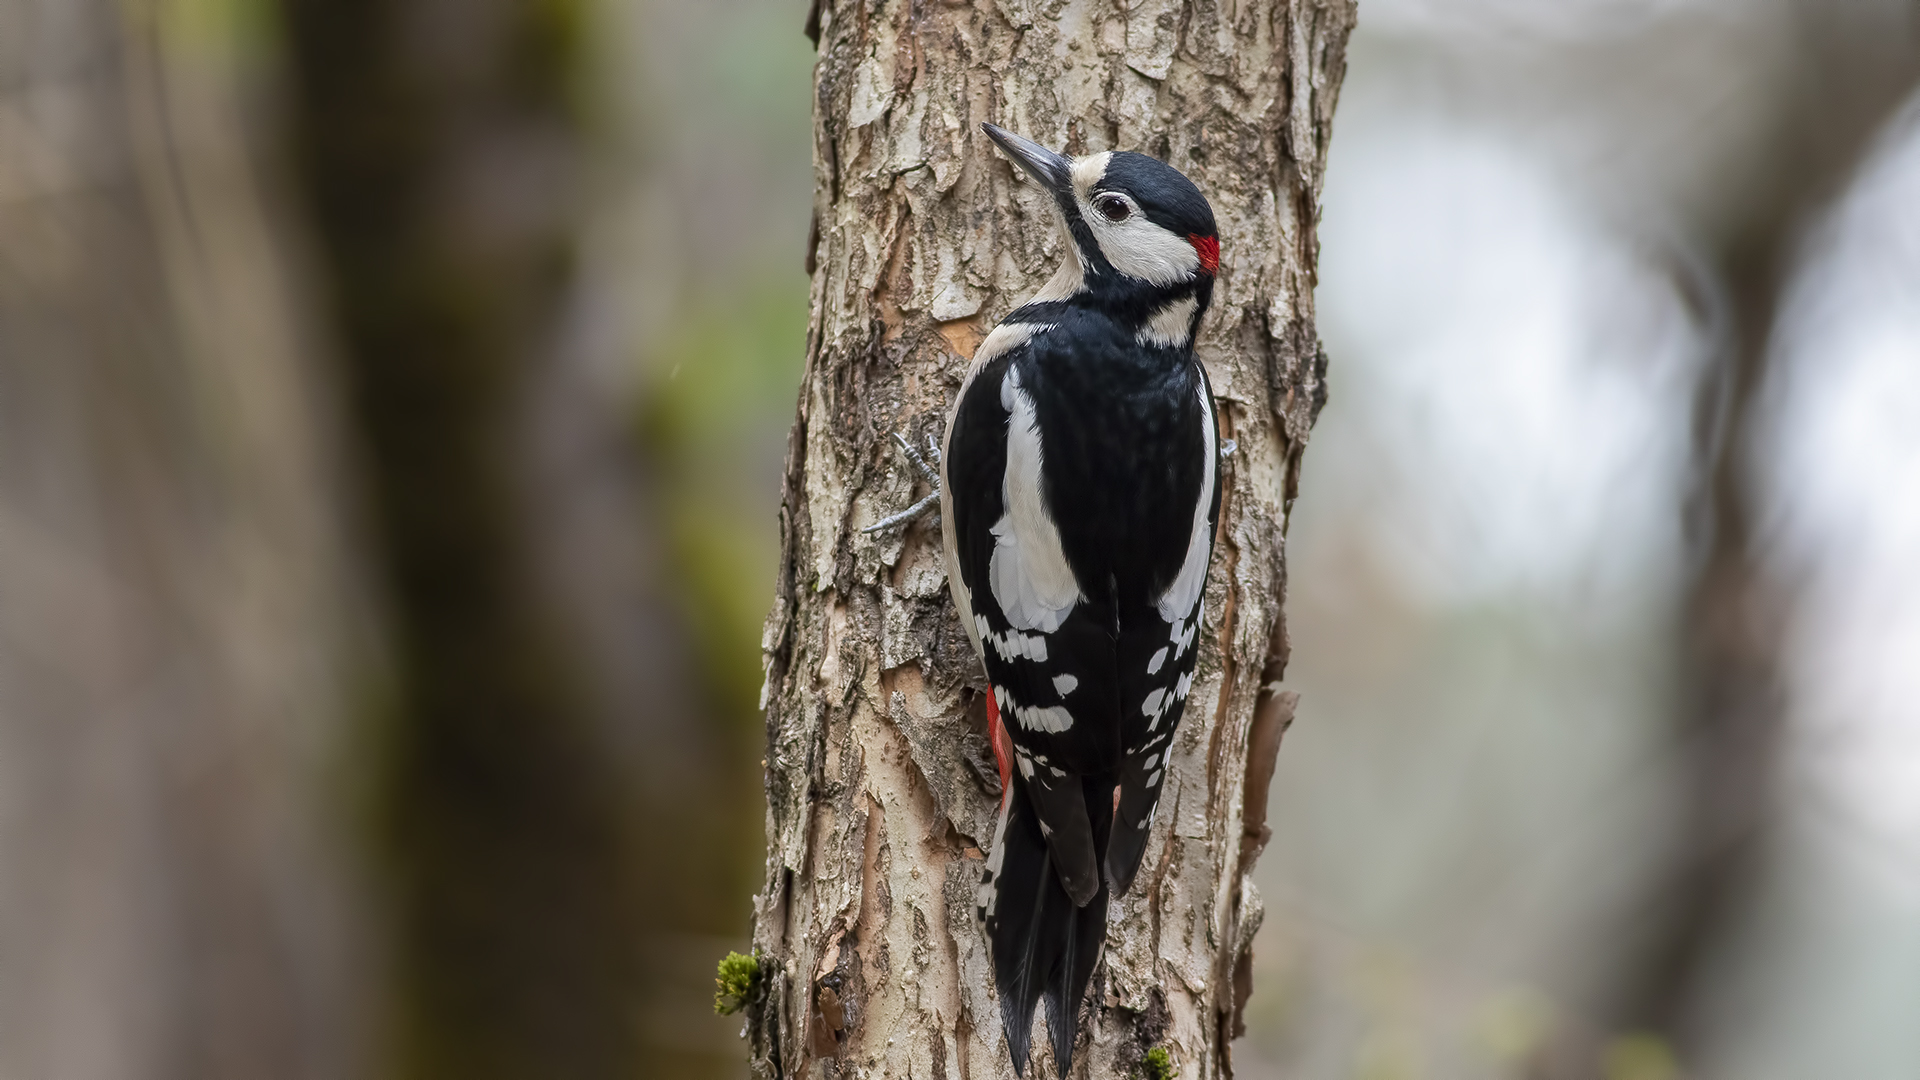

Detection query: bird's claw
xmin=862 ymin=430 xmax=944 ymax=534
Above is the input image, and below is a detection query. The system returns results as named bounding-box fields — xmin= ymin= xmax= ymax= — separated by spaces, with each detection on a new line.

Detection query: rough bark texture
xmin=751 ymin=3 xmax=1353 ymax=1077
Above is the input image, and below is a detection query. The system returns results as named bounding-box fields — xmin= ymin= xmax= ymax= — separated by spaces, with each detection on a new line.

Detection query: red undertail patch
xmin=986 ymin=688 xmax=1013 ymax=808
xmin=1189 ymin=233 xmax=1220 ymax=275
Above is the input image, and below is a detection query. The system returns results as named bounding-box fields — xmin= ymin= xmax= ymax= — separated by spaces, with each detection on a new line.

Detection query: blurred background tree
xmin=0 ymin=0 xmax=370 ymax=1076
xmin=278 ymin=0 xmax=807 ymax=1076
xmin=1245 ymin=3 xmax=1920 ymax=1078
xmin=280 ymin=0 xmax=652 ymax=1076
xmin=7 ymin=0 xmax=1920 ymax=1078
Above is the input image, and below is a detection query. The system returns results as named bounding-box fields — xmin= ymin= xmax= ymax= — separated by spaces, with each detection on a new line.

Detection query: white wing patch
xmin=1155 ymin=371 xmax=1217 ymax=623
xmin=1143 ymin=656 xmax=1197 ymax=732
xmin=943 ymin=322 xmax=1052 ymax=663
xmin=977 ymin=793 xmax=1012 ymax=921
xmin=1170 ymin=609 xmax=1200 ymax=658
xmin=1052 ymin=673 xmax=1079 ymax=696
xmin=976 ymin=614 xmax=1049 ymax=662
xmin=1015 ymin=704 xmax=1075 ymax=734
xmin=990 ymin=365 xmax=1082 ymax=632
xmin=995 ymin=685 xmax=1076 ymax=734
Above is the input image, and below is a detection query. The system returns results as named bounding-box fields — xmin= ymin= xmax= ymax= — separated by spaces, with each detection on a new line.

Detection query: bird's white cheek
xmin=1088 ymin=216 xmax=1201 ymax=286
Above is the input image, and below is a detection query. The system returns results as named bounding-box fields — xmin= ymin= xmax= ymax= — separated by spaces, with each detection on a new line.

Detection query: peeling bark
xmin=751 ymin=2 xmax=1352 ymax=1077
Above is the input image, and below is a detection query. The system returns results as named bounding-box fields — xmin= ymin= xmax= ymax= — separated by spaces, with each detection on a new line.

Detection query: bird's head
xmin=983 ymin=123 xmax=1218 ymax=330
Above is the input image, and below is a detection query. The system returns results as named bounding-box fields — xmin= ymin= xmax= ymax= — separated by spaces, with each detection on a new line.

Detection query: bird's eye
xmin=1094 ymin=194 xmax=1132 ymax=222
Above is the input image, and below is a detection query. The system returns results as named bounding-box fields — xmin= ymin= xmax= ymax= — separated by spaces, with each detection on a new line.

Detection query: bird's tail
xmin=979 ymin=774 xmax=1111 ymax=1076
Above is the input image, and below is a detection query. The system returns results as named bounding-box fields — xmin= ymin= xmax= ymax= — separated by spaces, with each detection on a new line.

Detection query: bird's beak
xmin=982 ymin=123 xmax=1072 ymax=195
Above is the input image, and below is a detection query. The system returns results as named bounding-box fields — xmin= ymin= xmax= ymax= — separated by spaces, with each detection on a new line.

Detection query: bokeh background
xmin=3 ymin=0 xmax=1918 ymax=1078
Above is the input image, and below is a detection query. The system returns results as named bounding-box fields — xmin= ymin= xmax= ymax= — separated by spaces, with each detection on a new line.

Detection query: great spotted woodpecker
xmin=945 ymin=125 xmax=1222 ymax=1075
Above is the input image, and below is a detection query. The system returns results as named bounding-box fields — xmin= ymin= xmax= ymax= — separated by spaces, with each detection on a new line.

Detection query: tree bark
xmin=750 ymin=3 xmax=1352 ymax=1077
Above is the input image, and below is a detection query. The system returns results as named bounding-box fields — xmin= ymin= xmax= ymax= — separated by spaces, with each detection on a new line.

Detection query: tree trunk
xmin=1616 ymin=5 xmax=1920 ymax=1047
xmin=750 ymin=3 xmax=1352 ymax=1077
xmin=279 ymin=1 xmax=655 ymax=1076
xmin=0 ymin=1 xmax=370 ymax=1076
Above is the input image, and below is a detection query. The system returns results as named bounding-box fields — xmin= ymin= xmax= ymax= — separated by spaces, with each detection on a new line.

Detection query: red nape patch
xmin=1189 ymin=233 xmax=1220 ymax=275
xmin=986 ymin=689 xmax=1013 ymax=809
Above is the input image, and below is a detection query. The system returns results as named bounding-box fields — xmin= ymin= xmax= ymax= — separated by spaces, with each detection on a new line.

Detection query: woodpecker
xmin=943 ymin=124 xmax=1222 ymax=1075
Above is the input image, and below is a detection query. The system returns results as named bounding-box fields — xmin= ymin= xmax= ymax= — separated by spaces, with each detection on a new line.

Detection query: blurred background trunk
xmin=0 ymin=0 xmax=769 ymax=1077
xmin=1617 ymin=2 xmax=1920 ymax=1049
xmin=749 ymin=2 xmax=1351 ymax=1077
xmin=0 ymin=1 xmax=370 ymax=1076
xmin=278 ymin=0 xmax=752 ymax=1076
xmin=278 ymin=0 xmax=782 ymax=1076
xmin=277 ymin=0 xmax=649 ymax=1074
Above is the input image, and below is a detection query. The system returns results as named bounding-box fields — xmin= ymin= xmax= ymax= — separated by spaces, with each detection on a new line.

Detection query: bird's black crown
xmin=1093 ymin=151 xmax=1217 ymax=243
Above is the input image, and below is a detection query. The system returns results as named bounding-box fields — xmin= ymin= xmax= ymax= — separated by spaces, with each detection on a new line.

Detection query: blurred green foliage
xmin=280 ymin=1 xmax=652 ymax=1078
xmin=626 ymin=278 xmax=806 ymax=1080
xmin=1604 ymin=1034 xmax=1681 ymax=1080
xmin=157 ymin=0 xmax=280 ymax=57
xmin=641 ymin=281 xmax=809 ymax=726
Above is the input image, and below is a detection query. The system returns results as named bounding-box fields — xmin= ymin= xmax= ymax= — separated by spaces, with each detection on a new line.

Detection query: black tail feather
xmin=1106 ymin=770 xmax=1164 ymax=896
xmin=1043 ymin=879 xmax=1109 ymax=1070
xmin=1108 ymin=728 xmax=1176 ymax=897
xmin=987 ymin=776 xmax=1113 ymax=1075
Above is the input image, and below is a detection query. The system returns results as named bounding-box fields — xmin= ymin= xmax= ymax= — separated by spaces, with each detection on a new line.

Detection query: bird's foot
xmin=862 ymin=431 xmax=943 ymax=533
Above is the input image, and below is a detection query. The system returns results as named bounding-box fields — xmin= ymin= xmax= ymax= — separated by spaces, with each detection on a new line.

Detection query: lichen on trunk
xmin=751 ymin=2 xmax=1353 ymax=1076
